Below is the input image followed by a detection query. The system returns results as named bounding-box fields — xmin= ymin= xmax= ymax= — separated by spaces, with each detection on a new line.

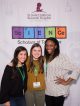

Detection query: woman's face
xmin=17 ymin=50 xmax=27 ymax=64
xmin=45 ymin=40 xmax=57 ymax=54
xmin=32 ymin=47 xmax=41 ymax=60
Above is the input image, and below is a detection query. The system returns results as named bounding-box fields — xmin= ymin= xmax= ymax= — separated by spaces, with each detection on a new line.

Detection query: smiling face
xmin=32 ymin=47 xmax=42 ymax=60
xmin=45 ymin=40 xmax=57 ymax=54
xmin=17 ymin=50 xmax=27 ymax=65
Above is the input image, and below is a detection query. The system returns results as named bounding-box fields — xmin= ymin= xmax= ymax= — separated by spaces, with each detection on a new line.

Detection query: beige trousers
xmin=25 ymin=90 xmax=45 ymax=106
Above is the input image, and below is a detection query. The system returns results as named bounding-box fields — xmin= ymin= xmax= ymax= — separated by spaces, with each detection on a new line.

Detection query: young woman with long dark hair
xmin=0 ymin=46 xmax=28 ymax=106
xmin=44 ymin=37 xmax=79 ymax=106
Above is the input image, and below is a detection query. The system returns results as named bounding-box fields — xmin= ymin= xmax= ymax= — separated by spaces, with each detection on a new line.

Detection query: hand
xmin=54 ymin=77 xmax=74 ymax=86
xmin=4 ymin=101 xmax=10 ymax=106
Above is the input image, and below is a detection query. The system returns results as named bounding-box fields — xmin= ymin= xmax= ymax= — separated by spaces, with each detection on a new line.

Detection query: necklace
xmin=18 ymin=66 xmax=25 ymax=82
xmin=34 ymin=65 xmax=39 ymax=76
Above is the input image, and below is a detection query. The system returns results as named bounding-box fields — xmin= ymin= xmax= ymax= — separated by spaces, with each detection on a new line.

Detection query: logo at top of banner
xmin=27 ymin=2 xmax=51 ymax=20
xmin=36 ymin=3 xmax=43 ymax=12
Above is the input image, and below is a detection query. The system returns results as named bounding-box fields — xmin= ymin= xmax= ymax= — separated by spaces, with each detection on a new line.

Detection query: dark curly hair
xmin=44 ymin=37 xmax=60 ymax=62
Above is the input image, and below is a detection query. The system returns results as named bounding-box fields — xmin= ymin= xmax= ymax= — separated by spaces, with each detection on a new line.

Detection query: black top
xmin=0 ymin=64 xmax=27 ymax=104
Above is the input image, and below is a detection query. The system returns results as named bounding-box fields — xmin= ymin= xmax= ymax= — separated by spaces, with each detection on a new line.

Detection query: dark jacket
xmin=0 ymin=64 xmax=27 ymax=104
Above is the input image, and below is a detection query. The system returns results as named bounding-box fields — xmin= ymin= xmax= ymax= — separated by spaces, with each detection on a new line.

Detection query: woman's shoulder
xmin=7 ymin=62 xmax=13 ymax=67
xmin=4 ymin=63 xmax=13 ymax=72
xmin=6 ymin=63 xmax=13 ymax=68
xmin=56 ymin=53 xmax=71 ymax=63
xmin=2 ymin=63 xmax=13 ymax=77
xmin=49 ymin=54 xmax=68 ymax=62
xmin=59 ymin=53 xmax=70 ymax=59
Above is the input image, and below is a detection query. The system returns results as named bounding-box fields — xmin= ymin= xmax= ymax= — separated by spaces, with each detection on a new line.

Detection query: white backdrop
xmin=0 ymin=0 xmax=80 ymax=106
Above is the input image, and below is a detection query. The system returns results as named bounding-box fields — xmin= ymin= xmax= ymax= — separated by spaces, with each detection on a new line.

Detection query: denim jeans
xmin=10 ymin=96 xmax=26 ymax=106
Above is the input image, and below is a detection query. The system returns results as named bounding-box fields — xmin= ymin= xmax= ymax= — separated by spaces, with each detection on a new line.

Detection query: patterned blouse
xmin=44 ymin=54 xmax=80 ymax=97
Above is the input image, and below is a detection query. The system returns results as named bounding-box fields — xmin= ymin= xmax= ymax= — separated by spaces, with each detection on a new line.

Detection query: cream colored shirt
xmin=44 ymin=54 xmax=80 ymax=97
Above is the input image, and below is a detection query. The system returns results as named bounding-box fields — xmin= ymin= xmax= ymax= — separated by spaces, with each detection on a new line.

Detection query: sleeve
xmin=0 ymin=65 xmax=11 ymax=104
xmin=62 ymin=54 xmax=80 ymax=80
xmin=69 ymin=71 xmax=79 ymax=80
xmin=64 ymin=71 xmax=79 ymax=80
